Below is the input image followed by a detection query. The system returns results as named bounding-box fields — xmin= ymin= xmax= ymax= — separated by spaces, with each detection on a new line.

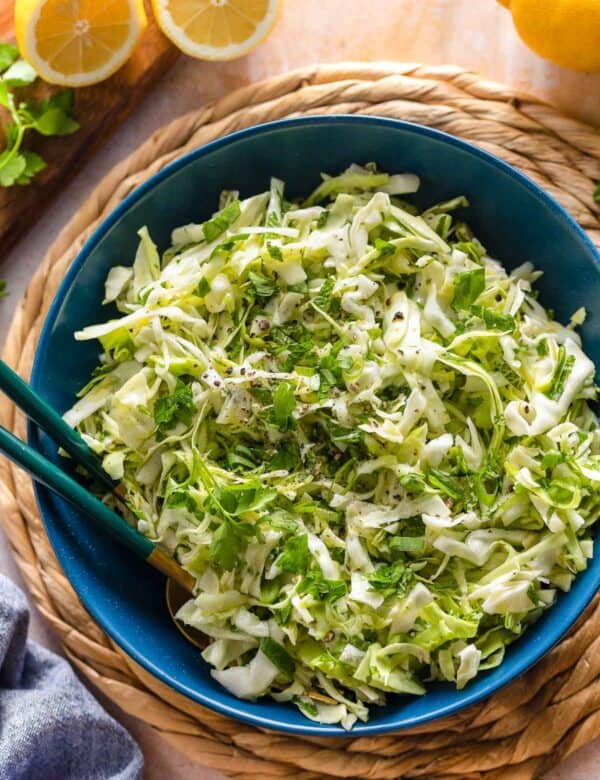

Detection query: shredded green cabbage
xmin=66 ymin=163 xmax=600 ymax=730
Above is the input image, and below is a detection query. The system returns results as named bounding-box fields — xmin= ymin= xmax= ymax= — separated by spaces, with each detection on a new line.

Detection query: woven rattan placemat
xmin=1 ymin=63 xmax=600 ymax=780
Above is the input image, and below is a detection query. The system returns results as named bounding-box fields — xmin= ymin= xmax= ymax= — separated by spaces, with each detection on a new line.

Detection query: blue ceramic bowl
xmin=30 ymin=116 xmax=600 ymax=735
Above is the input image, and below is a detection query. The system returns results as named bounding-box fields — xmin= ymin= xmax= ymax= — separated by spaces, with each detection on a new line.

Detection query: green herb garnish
xmin=452 ymin=268 xmax=485 ymax=311
xmin=0 ymin=43 xmax=79 ymax=187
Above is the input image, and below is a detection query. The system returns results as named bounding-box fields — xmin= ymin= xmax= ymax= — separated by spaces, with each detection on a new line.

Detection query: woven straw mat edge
xmin=1 ymin=63 xmax=600 ymax=780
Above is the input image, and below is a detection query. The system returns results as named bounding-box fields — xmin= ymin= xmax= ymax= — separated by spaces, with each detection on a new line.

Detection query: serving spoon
xmin=0 ymin=359 xmax=335 ymax=703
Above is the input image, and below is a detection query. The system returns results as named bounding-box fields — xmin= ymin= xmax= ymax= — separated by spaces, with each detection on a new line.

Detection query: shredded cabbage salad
xmin=66 ymin=165 xmax=600 ymax=729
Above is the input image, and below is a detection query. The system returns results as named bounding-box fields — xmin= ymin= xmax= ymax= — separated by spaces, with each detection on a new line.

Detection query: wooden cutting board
xmin=0 ymin=1 xmax=179 ymax=255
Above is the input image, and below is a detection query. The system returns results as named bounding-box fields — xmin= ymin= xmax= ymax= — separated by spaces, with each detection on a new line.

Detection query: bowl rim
xmin=30 ymin=114 xmax=600 ymax=736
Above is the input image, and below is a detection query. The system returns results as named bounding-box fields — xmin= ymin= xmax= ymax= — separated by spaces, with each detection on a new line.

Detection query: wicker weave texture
xmin=1 ymin=63 xmax=600 ymax=780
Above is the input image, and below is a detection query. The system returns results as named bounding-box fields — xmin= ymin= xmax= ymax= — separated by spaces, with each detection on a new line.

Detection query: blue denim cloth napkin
xmin=0 ymin=574 xmax=143 ymax=779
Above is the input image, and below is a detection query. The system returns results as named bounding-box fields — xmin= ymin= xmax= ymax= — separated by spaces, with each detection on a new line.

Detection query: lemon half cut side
xmin=152 ymin=0 xmax=281 ymax=61
xmin=15 ymin=0 xmax=147 ymax=87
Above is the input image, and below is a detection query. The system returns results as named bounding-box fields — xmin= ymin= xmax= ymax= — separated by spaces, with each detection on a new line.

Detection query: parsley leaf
xmin=166 ymin=490 xmax=196 ymax=512
xmin=470 ymin=305 xmax=515 ymax=332
xmin=316 ymin=209 xmax=329 ymax=228
xmin=374 ymin=237 xmax=396 ymax=259
xmin=298 ymin=568 xmax=347 ymax=603
xmin=202 ymin=200 xmax=241 ymax=242
xmin=270 ymin=382 xmax=297 ymax=431
xmin=295 ymin=698 xmax=318 ymax=718
xmin=330 ymin=547 xmax=345 ymax=564
xmin=270 ymin=323 xmax=316 ymax=371
xmin=317 ymin=340 xmax=350 ymax=399
xmin=206 ymin=474 xmax=262 ymax=570
xmin=399 ymin=516 xmax=427 ymax=536
xmin=367 ymin=560 xmax=415 ymax=596
xmin=527 ymin=583 xmax=541 ymax=606
xmin=195 ymin=276 xmax=210 ymax=296
xmin=226 ymin=443 xmax=263 ymax=472
xmin=249 ymin=270 xmax=278 ymax=298
xmin=0 ymin=43 xmax=18 ymax=73
xmin=278 ymin=534 xmax=310 ymax=573
xmin=270 ymin=438 xmax=301 ymax=470
xmin=31 ymin=105 xmax=80 ymax=136
xmin=473 ymin=461 xmax=501 ymax=508
xmin=260 ymin=578 xmax=281 ymax=604
xmin=208 ymin=481 xmax=277 ymax=516
xmin=209 ymin=520 xmax=247 ymax=570
xmin=267 ymin=242 xmax=283 ymax=261
xmin=0 ymin=279 xmax=7 ymax=299
xmin=0 ymin=151 xmax=25 ymax=186
xmin=20 ymin=91 xmax=80 ymax=137
xmin=541 ymin=449 xmax=567 ymax=470
xmin=273 ymin=602 xmax=292 ymax=626
xmin=154 ymin=379 xmax=196 ymax=435
xmin=452 ymin=268 xmax=485 ymax=311
xmin=314 ymin=277 xmax=336 ymax=310
xmin=16 ymin=151 xmax=46 ymax=184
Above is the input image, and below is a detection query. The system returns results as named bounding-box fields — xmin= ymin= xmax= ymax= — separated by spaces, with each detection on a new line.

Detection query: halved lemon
xmin=15 ymin=0 xmax=147 ymax=87
xmin=152 ymin=0 xmax=281 ymax=61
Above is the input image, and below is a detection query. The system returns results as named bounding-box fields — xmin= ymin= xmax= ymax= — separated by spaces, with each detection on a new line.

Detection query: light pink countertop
xmin=1 ymin=1 xmax=599 ymax=776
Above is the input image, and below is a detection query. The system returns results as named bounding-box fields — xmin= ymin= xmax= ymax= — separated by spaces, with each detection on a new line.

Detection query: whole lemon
xmin=498 ymin=0 xmax=600 ymax=72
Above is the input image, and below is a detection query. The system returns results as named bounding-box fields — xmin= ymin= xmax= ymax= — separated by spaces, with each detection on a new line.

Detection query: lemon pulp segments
xmin=36 ymin=0 xmax=132 ymax=76
xmin=171 ymin=0 xmax=270 ymax=46
xmin=16 ymin=0 xmax=147 ymax=86
xmin=152 ymin=0 xmax=280 ymax=60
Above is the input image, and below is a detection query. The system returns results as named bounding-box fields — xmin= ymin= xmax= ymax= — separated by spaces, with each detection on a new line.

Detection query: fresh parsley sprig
xmin=153 ymin=379 xmax=196 ymax=438
xmin=0 ymin=43 xmax=79 ymax=187
xmin=452 ymin=267 xmax=485 ymax=311
xmin=367 ymin=560 xmax=415 ymax=598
